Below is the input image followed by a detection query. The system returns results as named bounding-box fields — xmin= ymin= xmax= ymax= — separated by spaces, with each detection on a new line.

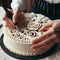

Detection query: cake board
xmin=0 ymin=34 xmax=58 ymax=60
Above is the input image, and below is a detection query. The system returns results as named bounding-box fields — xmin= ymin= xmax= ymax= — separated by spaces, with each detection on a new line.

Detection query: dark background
xmin=0 ymin=0 xmax=34 ymax=12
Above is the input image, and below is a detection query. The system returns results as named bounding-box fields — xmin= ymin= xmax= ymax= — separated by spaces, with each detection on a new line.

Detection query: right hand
xmin=11 ymin=8 xmax=22 ymax=24
xmin=3 ymin=8 xmax=27 ymax=29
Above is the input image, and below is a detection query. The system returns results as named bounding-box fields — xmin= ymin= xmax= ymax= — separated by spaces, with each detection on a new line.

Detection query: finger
xmin=3 ymin=12 xmax=15 ymax=29
xmin=5 ymin=17 xmax=13 ymax=25
xmin=34 ymin=39 xmax=56 ymax=52
xmin=38 ymin=22 xmax=53 ymax=32
xmin=12 ymin=8 xmax=23 ymax=24
xmin=3 ymin=16 xmax=15 ymax=28
xmin=6 ymin=24 xmax=15 ymax=29
xmin=53 ymin=22 xmax=60 ymax=31
xmin=7 ymin=20 xmax=15 ymax=28
xmin=32 ymin=34 xmax=56 ymax=49
xmin=32 ymin=30 xmax=54 ymax=44
xmin=6 ymin=22 xmax=15 ymax=29
xmin=8 ymin=9 xmax=13 ymax=14
xmin=13 ymin=10 xmax=19 ymax=24
xmin=31 ymin=34 xmax=56 ymax=49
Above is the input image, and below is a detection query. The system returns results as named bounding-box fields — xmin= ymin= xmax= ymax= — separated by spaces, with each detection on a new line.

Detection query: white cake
xmin=3 ymin=12 xmax=52 ymax=56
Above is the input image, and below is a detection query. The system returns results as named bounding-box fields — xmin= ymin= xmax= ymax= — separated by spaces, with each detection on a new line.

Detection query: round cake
xmin=3 ymin=12 xmax=52 ymax=56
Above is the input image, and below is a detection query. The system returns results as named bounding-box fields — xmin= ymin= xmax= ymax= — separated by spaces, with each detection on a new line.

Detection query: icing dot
xmin=17 ymin=34 xmax=20 ymax=36
xmin=12 ymin=34 xmax=15 ymax=36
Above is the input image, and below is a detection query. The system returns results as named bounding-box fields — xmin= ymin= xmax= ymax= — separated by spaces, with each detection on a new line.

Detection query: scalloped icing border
xmin=3 ymin=40 xmax=41 ymax=56
xmin=3 ymin=39 xmax=50 ymax=56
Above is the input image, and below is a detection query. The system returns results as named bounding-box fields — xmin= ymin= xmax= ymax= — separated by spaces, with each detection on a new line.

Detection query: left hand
xmin=31 ymin=20 xmax=60 ymax=52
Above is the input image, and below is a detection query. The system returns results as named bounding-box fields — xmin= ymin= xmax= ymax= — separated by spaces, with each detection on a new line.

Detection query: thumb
xmin=38 ymin=22 xmax=53 ymax=32
xmin=12 ymin=9 xmax=19 ymax=24
xmin=13 ymin=15 xmax=17 ymax=24
xmin=7 ymin=8 xmax=13 ymax=14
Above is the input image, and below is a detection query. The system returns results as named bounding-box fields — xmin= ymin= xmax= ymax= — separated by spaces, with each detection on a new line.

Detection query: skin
xmin=3 ymin=8 xmax=27 ymax=29
xmin=3 ymin=9 xmax=60 ymax=52
xmin=31 ymin=20 xmax=60 ymax=52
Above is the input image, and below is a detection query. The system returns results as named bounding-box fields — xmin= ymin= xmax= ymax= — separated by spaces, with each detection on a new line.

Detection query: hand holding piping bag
xmin=3 ymin=7 xmax=27 ymax=30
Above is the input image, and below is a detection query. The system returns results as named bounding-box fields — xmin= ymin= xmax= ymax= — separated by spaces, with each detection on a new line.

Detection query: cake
xmin=3 ymin=12 xmax=52 ymax=56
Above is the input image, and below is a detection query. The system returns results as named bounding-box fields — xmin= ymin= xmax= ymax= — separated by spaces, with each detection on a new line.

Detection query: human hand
xmin=3 ymin=8 xmax=27 ymax=29
xmin=31 ymin=20 xmax=60 ymax=52
xmin=8 ymin=8 xmax=28 ymax=29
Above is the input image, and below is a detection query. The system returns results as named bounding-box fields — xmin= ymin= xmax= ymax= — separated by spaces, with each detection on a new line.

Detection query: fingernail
xmin=13 ymin=20 xmax=15 ymax=24
xmin=7 ymin=8 xmax=10 ymax=11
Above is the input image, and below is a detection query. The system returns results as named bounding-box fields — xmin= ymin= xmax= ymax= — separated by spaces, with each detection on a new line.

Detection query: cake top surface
xmin=4 ymin=12 xmax=52 ymax=44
